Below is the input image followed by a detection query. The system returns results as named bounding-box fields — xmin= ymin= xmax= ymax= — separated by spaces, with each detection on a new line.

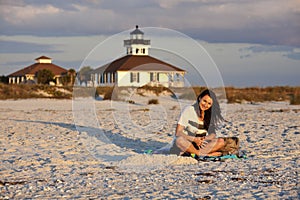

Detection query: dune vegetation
xmin=1 ymin=83 xmax=299 ymax=105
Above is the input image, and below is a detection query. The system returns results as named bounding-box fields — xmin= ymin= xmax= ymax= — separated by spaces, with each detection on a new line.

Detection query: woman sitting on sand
xmin=169 ymin=89 xmax=225 ymax=157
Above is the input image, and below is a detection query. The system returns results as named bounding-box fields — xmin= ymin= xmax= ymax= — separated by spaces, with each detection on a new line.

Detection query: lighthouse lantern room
xmin=124 ymin=25 xmax=151 ymax=56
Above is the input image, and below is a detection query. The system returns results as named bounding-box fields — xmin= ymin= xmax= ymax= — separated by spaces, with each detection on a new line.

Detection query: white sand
xmin=0 ymin=97 xmax=299 ymax=199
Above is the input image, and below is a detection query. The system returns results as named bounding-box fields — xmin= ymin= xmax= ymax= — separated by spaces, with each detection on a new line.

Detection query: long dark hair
xmin=193 ymin=89 xmax=224 ymax=133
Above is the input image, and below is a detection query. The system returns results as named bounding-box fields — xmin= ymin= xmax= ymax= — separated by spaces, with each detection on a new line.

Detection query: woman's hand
xmin=200 ymin=134 xmax=216 ymax=148
xmin=193 ymin=137 xmax=204 ymax=147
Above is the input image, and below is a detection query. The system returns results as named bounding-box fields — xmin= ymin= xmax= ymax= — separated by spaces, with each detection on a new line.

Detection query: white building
xmin=8 ymin=56 xmax=68 ymax=86
xmin=91 ymin=26 xmax=185 ymax=88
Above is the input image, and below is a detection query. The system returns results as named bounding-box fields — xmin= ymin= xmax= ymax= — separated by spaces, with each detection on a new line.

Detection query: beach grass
xmin=1 ymin=83 xmax=299 ymax=104
xmin=0 ymin=83 xmax=72 ymax=99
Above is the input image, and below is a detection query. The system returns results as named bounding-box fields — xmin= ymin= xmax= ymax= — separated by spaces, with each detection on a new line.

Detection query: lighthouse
xmin=124 ymin=25 xmax=151 ymax=56
xmin=90 ymin=26 xmax=185 ymax=88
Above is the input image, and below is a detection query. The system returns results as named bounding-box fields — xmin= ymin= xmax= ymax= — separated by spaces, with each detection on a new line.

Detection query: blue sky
xmin=0 ymin=0 xmax=299 ymax=86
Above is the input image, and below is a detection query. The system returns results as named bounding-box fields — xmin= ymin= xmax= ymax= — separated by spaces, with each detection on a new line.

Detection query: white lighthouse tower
xmin=124 ymin=25 xmax=151 ymax=56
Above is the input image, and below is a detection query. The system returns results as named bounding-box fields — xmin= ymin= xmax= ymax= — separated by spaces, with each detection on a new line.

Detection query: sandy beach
xmin=0 ymin=96 xmax=299 ymax=199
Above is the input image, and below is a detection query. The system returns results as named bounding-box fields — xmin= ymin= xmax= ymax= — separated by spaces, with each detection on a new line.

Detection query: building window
xmin=130 ymin=72 xmax=139 ymax=83
xmin=150 ymin=72 xmax=159 ymax=82
xmin=136 ymin=48 xmax=139 ymax=54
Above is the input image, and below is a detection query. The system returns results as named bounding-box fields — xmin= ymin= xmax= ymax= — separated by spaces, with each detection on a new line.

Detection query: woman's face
xmin=199 ymin=95 xmax=213 ymax=111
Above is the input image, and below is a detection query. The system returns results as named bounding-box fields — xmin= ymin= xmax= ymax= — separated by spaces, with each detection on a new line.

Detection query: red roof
xmin=9 ymin=62 xmax=68 ymax=77
xmin=96 ymin=55 xmax=185 ymax=73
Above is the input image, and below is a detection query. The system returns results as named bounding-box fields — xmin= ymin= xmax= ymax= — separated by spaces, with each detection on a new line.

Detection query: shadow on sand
xmin=11 ymin=119 xmax=169 ymax=157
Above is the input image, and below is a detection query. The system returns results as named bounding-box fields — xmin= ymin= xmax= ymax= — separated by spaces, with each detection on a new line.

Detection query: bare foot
xmin=207 ymin=152 xmax=222 ymax=156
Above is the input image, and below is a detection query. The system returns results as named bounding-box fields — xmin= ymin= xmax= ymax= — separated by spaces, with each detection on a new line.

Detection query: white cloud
xmin=0 ymin=4 xmax=61 ymax=25
xmin=169 ymin=0 xmax=299 ymax=30
xmin=0 ymin=0 xmax=299 ymax=46
xmin=153 ymin=0 xmax=197 ymax=9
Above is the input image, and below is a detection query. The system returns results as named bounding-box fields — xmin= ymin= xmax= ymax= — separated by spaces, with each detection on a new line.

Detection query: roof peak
xmin=130 ymin=25 xmax=144 ymax=35
xmin=35 ymin=55 xmax=51 ymax=60
xmin=35 ymin=55 xmax=52 ymax=64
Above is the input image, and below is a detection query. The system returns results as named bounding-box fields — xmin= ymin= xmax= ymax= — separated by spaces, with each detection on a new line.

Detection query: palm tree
xmin=68 ymin=68 xmax=76 ymax=86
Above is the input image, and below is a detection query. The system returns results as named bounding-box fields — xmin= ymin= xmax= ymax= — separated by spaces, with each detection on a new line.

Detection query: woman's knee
xmin=175 ymin=136 xmax=188 ymax=147
xmin=217 ymin=138 xmax=225 ymax=147
xmin=175 ymin=136 xmax=183 ymax=145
